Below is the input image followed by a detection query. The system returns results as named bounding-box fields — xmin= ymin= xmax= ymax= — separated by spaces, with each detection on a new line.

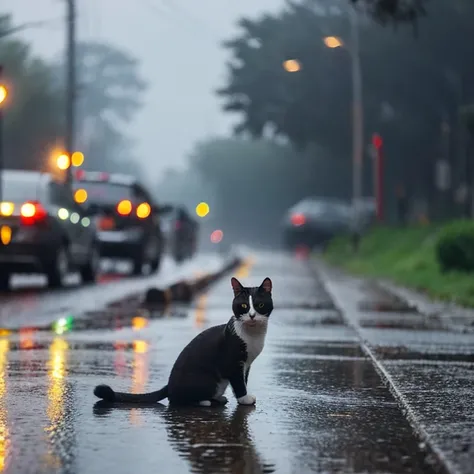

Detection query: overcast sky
xmin=5 ymin=0 xmax=284 ymax=179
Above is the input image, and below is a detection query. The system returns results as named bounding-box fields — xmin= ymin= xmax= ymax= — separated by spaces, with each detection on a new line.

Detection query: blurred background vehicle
xmin=72 ymin=170 xmax=170 ymax=275
xmin=169 ymin=206 xmax=199 ymax=263
xmin=0 ymin=170 xmax=99 ymax=289
xmin=282 ymin=197 xmax=352 ymax=249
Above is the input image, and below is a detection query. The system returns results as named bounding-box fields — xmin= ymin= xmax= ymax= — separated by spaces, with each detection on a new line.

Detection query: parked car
xmin=170 ymin=206 xmax=199 ymax=263
xmin=281 ymin=197 xmax=352 ymax=249
xmin=72 ymin=170 xmax=170 ymax=275
xmin=0 ymin=170 xmax=99 ymax=289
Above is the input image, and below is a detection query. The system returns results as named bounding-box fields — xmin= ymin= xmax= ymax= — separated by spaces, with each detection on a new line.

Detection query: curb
xmin=376 ymin=280 xmax=474 ymax=334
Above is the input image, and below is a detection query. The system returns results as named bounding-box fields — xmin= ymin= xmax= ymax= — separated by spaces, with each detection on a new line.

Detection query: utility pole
xmin=65 ymin=0 xmax=76 ymax=188
xmin=350 ymin=6 xmax=364 ymax=231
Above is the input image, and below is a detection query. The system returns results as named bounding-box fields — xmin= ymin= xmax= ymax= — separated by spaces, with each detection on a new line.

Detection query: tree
xmin=217 ymin=0 xmax=474 ymax=220
xmin=0 ymin=13 xmax=63 ymax=171
xmin=160 ymin=137 xmax=349 ymax=246
xmin=73 ymin=41 xmax=147 ymax=178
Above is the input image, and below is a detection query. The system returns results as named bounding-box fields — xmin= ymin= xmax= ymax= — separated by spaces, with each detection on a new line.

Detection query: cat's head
xmin=231 ymin=277 xmax=273 ymax=329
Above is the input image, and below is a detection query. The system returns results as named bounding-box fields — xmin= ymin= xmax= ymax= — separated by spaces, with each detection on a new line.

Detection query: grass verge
xmin=324 ymin=225 xmax=474 ymax=307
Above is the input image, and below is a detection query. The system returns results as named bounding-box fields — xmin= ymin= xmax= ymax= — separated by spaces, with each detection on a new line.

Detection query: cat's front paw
xmin=237 ymin=394 xmax=256 ymax=405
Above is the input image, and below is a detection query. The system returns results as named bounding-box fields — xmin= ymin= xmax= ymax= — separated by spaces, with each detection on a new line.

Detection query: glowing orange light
xmin=136 ymin=202 xmax=151 ymax=219
xmin=324 ymin=36 xmax=343 ymax=48
xmin=210 ymin=229 xmax=224 ymax=243
xmin=117 ymin=200 xmax=132 ymax=215
xmin=74 ymin=189 xmax=88 ymax=204
xmin=132 ymin=316 xmax=149 ymax=330
xmin=71 ymin=151 xmax=84 ymax=167
xmin=56 ymin=154 xmax=70 ymax=170
xmin=0 ymin=85 xmax=7 ymax=105
xmin=283 ymin=59 xmax=301 ymax=72
xmin=133 ymin=340 xmax=148 ymax=353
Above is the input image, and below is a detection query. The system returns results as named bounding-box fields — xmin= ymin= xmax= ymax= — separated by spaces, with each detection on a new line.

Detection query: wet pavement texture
xmin=0 ymin=251 xmax=451 ymax=473
xmin=320 ymin=263 xmax=474 ymax=474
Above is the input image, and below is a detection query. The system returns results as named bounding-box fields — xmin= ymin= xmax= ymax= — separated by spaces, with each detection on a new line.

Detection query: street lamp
xmin=323 ymin=7 xmax=364 ymax=234
xmin=282 ymin=59 xmax=301 ymax=73
xmin=323 ymin=36 xmax=344 ymax=49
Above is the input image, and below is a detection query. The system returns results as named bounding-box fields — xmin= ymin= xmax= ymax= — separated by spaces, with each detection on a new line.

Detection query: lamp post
xmin=324 ymin=6 xmax=364 ymax=230
xmin=0 ymin=65 xmax=8 ymax=202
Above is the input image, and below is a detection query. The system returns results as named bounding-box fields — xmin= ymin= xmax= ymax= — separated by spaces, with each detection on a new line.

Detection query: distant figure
xmin=395 ymin=185 xmax=408 ymax=226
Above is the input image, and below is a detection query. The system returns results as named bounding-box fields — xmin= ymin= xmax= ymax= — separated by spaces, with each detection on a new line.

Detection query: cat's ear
xmin=231 ymin=277 xmax=244 ymax=294
xmin=259 ymin=277 xmax=272 ymax=293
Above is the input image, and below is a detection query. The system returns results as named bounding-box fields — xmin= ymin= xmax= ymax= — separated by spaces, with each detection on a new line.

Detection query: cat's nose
xmin=249 ymin=313 xmax=255 ymax=319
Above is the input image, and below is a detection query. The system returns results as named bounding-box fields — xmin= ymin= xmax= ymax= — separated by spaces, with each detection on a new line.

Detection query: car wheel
xmin=0 ymin=271 xmax=11 ymax=291
xmin=80 ymin=244 xmax=100 ymax=284
xmin=46 ymin=246 xmax=69 ymax=288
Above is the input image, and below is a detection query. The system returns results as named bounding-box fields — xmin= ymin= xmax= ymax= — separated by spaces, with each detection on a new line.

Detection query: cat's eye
xmin=241 ymin=304 xmax=247 ymax=309
xmin=258 ymin=303 xmax=265 ymax=308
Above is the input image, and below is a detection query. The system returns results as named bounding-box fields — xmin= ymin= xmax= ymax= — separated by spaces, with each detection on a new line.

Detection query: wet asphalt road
xmin=0 ymin=255 xmax=226 ymax=328
xmin=0 ymin=250 xmax=458 ymax=474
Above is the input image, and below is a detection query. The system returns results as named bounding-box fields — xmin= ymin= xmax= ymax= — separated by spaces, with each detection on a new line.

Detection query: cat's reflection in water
xmin=93 ymin=402 xmax=275 ymax=474
xmin=164 ymin=404 xmax=274 ymax=474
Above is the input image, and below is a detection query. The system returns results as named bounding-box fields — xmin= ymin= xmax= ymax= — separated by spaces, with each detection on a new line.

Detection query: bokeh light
xmin=74 ymin=188 xmax=88 ymax=203
xmin=196 ymin=202 xmax=210 ymax=218
xmin=210 ymin=229 xmax=224 ymax=243
xmin=56 ymin=154 xmax=70 ymax=170
xmin=71 ymin=151 xmax=84 ymax=167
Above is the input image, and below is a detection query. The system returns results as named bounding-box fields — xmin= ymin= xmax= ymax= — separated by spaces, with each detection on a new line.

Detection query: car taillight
xmin=75 ymin=169 xmax=85 ymax=180
xmin=116 ymin=199 xmax=132 ymax=216
xmin=291 ymin=213 xmax=306 ymax=226
xmin=136 ymin=202 xmax=151 ymax=219
xmin=20 ymin=201 xmax=48 ymax=225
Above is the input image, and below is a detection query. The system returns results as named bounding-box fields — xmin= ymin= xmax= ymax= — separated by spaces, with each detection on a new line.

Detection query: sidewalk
xmin=318 ymin=261 xmax=474 ymax=474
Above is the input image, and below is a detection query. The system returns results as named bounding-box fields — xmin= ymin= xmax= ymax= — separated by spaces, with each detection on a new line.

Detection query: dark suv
xmin=0 ymin=170 xmax=99 ymax=289
xmin=72 ymin=170 xmax=168 ymax=275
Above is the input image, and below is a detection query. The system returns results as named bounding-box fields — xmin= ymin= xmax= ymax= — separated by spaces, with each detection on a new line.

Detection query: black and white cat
xmin=94 ymin=276 xmax=273 ymax=406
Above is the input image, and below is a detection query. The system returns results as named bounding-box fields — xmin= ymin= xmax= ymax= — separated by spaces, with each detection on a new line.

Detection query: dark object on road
xmin=169 ymin=281 xmax=194 ymax=303
xmin=0 ymin=170 xmax=99 ymax=290
xmin=170 ymin=206 xmax=199 ymax=263
xmin=142 ymin=287 xmax=170 ymax=307
xmin=94 ymin=277 xmax=273 ymax=406
xmin=282 ymin=197 xmax=352 ymax=249
xmin=73 ymin=170 xmax=170 ymax=276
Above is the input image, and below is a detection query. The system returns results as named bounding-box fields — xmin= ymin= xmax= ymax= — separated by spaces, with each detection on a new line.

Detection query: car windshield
xmin=1 ymin=174 xmax=40 ymax=202
xmin=73 ymin=181 xmax=133 ymax=205
xmin=292 ymin=199 xmax=351 ymax=219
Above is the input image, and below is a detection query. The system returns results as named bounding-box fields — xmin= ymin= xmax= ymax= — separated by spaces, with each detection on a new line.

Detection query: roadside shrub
xmin=436 ymin=220 xmax=474 ymax=272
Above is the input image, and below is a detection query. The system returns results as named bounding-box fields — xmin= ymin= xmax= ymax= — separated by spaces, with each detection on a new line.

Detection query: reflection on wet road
xmin=0 ymin=255 xmax=225 ymax=328
xmin=0 ymin=252 xmax=453 ymax=473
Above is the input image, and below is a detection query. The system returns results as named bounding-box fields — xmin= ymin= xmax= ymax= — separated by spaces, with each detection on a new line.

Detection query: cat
xmin=94 ymin=276 xmax=273 ymax=406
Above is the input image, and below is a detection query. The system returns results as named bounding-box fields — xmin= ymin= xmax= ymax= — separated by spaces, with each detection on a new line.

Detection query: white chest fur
xmin=233 ymin=323 xmax=266 ymax=369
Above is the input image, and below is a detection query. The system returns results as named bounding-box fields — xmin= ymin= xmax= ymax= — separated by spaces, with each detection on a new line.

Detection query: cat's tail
xmin=93 ymin=384 xmax=168 ymax=403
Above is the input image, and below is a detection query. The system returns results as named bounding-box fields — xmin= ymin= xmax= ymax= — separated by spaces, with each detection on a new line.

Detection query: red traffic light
xmin=372 ymin=133 xmax=383 ymax=150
